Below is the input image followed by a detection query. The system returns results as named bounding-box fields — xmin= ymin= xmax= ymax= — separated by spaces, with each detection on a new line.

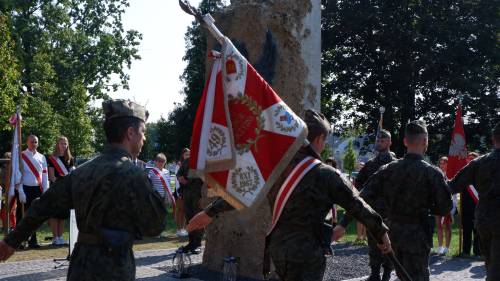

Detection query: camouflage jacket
xmin=177 ymin=158 xmax=203 ymax=198
xmin=206 ymin=146 xmax=388 ymax=257
xmin=448 ymin=148 xmax=500 ymax=233
xmin=4 ymin=146 xmax=168 ymax=281
xmin=360 ymin=153 xmax=452 ymax=253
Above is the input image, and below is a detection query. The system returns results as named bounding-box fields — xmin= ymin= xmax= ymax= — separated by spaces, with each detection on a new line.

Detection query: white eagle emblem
xmin=449 ymin=133 xmax=467 ymax=159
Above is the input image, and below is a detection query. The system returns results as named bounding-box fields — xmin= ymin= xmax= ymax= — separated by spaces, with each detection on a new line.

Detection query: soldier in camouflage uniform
xmin=0 ymin=100 xmax=168 ymax=281
xmin=187 ymin=110 xmax=392 ymax=281
xmin=447 ymin=121 xmax=500 ymax=281
xmin=360 ymin=121 xmax=453 ymax=281
xmin=339 ymin=129 xmax=397 ymax=281
xmin=177 ymin=157 xmax=204 ymax=253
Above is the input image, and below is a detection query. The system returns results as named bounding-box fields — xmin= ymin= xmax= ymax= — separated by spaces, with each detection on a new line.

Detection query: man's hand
xmin=18 ymin=190 xmax=27 ymax=204
xmin=186 ymin=211 xmax=213 ymax=232
xmin=0 ymin=241 xmax=15 ymax=262
xmin=332 ymin=225 xmax=346 ymax=242
xmin=377 ymin=233 xmax=392 ymax=254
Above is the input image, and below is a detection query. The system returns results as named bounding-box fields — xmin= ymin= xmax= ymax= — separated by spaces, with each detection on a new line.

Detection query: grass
xmin=335 ymin=208 xmax=462 ymax=256
xmin=0 ymin=206 xmax=187 ymax=262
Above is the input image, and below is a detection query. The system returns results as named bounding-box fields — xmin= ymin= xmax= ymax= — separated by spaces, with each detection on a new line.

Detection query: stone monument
xmin=202 ymin=0 xmax=321 ymax=279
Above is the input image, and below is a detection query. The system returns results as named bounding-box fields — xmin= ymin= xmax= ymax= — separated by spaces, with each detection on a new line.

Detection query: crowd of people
xmin=0 ymin=100 xmax=498 ymax=281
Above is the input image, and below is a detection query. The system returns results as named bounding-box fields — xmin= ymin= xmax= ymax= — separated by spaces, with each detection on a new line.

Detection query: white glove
xmin=18 ymin=189 xmax=27 ymax=204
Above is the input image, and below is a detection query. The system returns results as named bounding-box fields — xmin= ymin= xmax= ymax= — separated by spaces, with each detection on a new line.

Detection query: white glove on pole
xmin=18 ymin=187 xmax=27 ymax=204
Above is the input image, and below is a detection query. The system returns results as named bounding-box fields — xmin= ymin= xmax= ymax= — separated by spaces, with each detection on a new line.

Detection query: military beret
xmin=102 ymin=99 xmax=149 ymax=122
xmin=304 ymin=109 xmax=331 ymax=136
xmin=378 ymin=129 xmax=391 ymax=139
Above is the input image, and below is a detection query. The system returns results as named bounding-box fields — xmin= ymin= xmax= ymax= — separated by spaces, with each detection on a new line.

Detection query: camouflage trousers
xmin=270 ymin=244 xmax=326 ymax=281
xmin=477 ymin=225 xmax=500 ymax=281
xmin=393 ymin=248 xmax=430 ymax=281
xmin=183 ymin=191 xmax=203 ymax=248
xmin=367 ymin=232 xmax=393 ymax=269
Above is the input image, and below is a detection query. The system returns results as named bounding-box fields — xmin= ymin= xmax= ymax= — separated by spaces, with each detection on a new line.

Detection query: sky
xmin=108 ymin=0 xmax=203 ymax=121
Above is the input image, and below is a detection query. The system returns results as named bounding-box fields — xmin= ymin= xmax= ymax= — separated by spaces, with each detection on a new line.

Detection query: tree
xmin=0 ymin=1 xmax=141 ymax=155
xmin=158 ymin=0 xmax=227 ymax=161
xmin=0 ymin=12 xmax=20 ymax=154
xmin=322 ymin=0 xmax=499 ymax=158
xmin=343 ymin=139 xmax=356 ymax=177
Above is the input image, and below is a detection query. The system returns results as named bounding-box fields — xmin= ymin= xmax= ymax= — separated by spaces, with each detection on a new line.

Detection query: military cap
xmin=304 ymin=109 xmax=332 ymax=136
xmin=377 ymin=129 xmax=391 ymax=139
xmin=102 ymin=99 xmax=149 ymax=122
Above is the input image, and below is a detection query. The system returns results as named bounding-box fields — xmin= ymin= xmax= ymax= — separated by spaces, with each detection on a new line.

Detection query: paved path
xmin=0 ymin=246 xmax=486 ymax=280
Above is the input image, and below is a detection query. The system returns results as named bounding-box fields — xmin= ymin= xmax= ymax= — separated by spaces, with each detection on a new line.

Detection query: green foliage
xmin=0 ymin=12 xmax=19 ymax=143
xmin=343 ymin=139 xmax=356 ymax=176
xmin=0 ymin=1 xmax=141 ymax=156
xmin=158 ymin=0 xmax=226 ymax=161
xmin=322 ymin=0 xmax=499 ymax=158
xmin=321 ymin=145 xmax=332 ymax=161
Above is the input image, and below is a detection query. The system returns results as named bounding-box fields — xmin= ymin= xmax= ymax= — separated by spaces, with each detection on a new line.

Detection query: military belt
xmin=388 ymin=214 xmax=421 ymax=224
xmin=77 ymin=232 xmax=103 ymax=245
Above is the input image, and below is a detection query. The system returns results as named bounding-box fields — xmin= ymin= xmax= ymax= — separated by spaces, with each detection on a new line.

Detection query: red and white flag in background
xmin=189 ymin=37 xmax=307 ymax=208
xmin=8 ymin=111 xmax=23 ymax=201
xmin=447 ymin=104 xmax=478 ymax=203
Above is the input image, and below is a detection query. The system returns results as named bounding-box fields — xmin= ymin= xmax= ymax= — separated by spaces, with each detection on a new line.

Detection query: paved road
xmin=0 ymin=245 xmax=486 ymax=280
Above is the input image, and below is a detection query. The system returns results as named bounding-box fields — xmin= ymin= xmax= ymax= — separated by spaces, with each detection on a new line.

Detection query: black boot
xmin=381 ymin=266 xmax=391 ymax=281
xmin=366 ymin=266 xmax=381 ymax=281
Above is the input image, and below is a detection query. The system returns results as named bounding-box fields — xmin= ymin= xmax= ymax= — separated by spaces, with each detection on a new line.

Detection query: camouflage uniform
xmin=448 ymin=148 xmax=500 ymax=281
xmin=177 ymin=158 xmax=204 ymax=250
xmin=206 ymin=146 xmax=389 ymax=281
xmin=360 ymin=153 xmax=453 ymax=281
xmin=355 ymin=152 xmax=397 ymax=276
xmin=3 ymin=100 xmax=168 ymax=281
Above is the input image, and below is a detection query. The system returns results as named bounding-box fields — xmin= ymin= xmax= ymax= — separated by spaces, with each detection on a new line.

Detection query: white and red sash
xmin=21 ymin=152 xmax=45 ymax=192
xmin=151 ymin=168 xmax=176 ymax=214
xmin=267 ymin=156 xmax=322 ymax=235
xmin=48 ymin=155 xmax=69 ymax=177
xmin=467 ymin=185 xmax=479 ymax=204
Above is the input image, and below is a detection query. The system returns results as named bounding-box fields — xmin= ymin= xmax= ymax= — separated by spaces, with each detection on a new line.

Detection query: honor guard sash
xmin=21 ymin=152 xmax=45 ymax=193
xmin=467 ymin=185 xmax=479 ymax=204
xmin=267 ymin=156 xmax=322 ymax=235
xmin=151 ymin=168 xmax=176 ymax=215
xmin=48 ymin=155 xmax=69 ymax=177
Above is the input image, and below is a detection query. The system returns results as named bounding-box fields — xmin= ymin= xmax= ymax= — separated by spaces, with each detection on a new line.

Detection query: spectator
xmin=16 ymin=135 xmax=49 ymax=249
xmin=435 ymin=156 xmax=455 ymax=255
xmin=148 ymin=153 xmax=175 ymax=205
xmin=461 ymin=151 xmax=481 ymax=256
xmin=173 ymin=148 xmax=190 ymax=237
xmin=47 ymin=136 xmax=75 ymax=245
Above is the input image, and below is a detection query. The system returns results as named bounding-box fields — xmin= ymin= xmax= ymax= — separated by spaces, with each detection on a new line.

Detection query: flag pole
xmin=178 ymin=0 xmax=225 ymax=45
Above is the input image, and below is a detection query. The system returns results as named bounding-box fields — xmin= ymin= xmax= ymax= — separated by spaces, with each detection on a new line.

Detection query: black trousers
xmin=461 ymin=191 xmax=480 ymax=256
xmin=184 ymin=185 xmax=204 ymax=249
xmin=16 ymin=185 xmax=42 ymax=246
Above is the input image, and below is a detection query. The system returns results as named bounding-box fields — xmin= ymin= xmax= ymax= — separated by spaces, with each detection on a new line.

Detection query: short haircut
xmin=155 ymin=153 xmax=167 ymax=162
xmin=405 ymin=120 xmax=428 ymax=143
xmin=103 ymin=117 xmax=143 ymax=144
xmin=493 ymin=121 xmax=500 ymax=142
xmin=438 ymin=156 xmax=448 ymax=163
xmin=325 ymin=157 xmax=337 ymax=168
xmin=305 ymin=110 xmax=331 ymax=143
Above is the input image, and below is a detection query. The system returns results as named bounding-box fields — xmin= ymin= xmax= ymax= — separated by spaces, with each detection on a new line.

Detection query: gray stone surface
xmin=0 ymin=244 xmax=485 ymax=281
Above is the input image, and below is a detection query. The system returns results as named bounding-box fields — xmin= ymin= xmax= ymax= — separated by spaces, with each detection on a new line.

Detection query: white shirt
xmin=21 ymin=149 xmax=49 ymax=192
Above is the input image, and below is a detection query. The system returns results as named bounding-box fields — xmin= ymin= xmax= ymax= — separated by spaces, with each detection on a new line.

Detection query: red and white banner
xmin=189 ymin=37 xmax=307 ymax=208
xmin=8 ymin=111 xmax=23 ymax=199
xmin=151 ymin=168 xmax=176 ymax=214
xmin=268 ymin=156 xmax=321 ymax=235
xmin=48 ymin=155 xmax=69 ymax=176
xmin=447 ymin=104 xmax=467 ymax=180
